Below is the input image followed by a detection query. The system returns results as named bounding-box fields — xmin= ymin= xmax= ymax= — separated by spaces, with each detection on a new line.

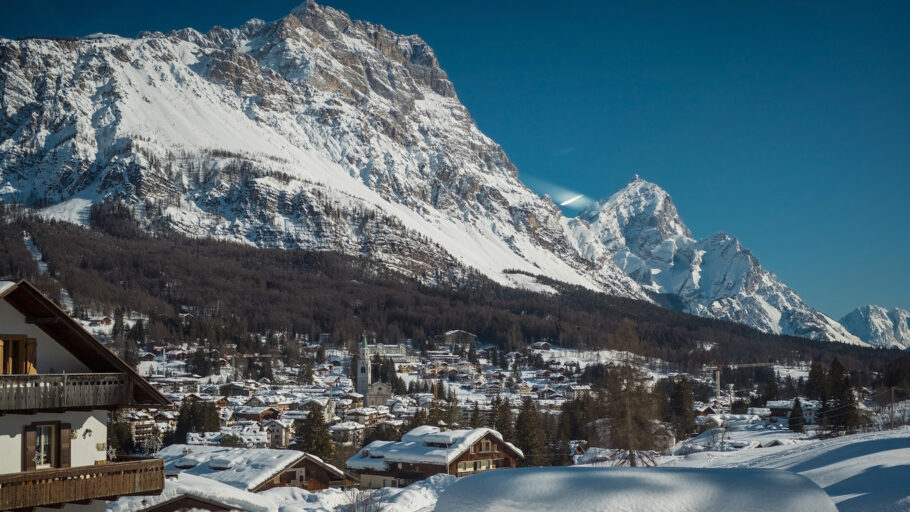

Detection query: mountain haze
xmin=0 ymin=2 xmax=866 ymax=345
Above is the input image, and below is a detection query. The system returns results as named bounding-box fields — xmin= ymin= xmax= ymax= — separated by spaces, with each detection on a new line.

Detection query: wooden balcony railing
xmin=0 ymin=373 xmax=131 ymax=412
xmin=0 ymin=458 xmax=164 ymax=509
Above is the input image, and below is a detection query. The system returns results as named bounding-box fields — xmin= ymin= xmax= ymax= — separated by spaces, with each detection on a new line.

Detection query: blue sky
xmin=2 ymin=1 xmax=908 ymax=318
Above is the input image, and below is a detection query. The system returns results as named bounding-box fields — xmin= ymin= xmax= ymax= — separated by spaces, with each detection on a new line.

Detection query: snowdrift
xmin=434 ymin=466 xmax=836 ymax=512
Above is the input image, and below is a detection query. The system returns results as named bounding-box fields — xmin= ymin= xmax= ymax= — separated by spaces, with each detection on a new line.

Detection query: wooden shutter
xmin=22 ymin=425 xmax=36 ymax=471
xmin=24 ymin=338 xmax=37 ymax=374
xmin=59 ymin=423 xmax=72 ymax=468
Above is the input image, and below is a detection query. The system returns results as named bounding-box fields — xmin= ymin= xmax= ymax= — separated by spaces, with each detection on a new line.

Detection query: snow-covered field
xmin=665 ymin=426 xmax=910 ymax=512
xmin=435 ymin=466 xmax=836 ymax=512
xmin=108 ymin=427 xmax=910 ymax=511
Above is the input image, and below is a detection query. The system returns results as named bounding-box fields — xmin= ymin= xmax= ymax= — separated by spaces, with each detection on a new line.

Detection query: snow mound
xmin=668 ymin=426 xmax=910 ymax=512
xmin=434 ymin=466 xmax=836 ymax=512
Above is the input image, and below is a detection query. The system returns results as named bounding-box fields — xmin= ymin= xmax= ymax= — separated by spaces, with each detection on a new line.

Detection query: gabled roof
xmin=160 ymin=444 xmax=345 ymax=492
xmin=347 ymin=426 xmax=523 ymax=472
xmin=0 ymin=279 xmax=170 ymax=407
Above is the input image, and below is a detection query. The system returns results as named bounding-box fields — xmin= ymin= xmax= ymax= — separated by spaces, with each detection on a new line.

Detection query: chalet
xmin=160 ymin=444 xmax=351 ymax=491
xmin=233 ymin=406 xmax=281 ymax=422
xmin=347 ymin=426 xmax=523 ymax=489
xmin=567 ymin=384 xmax=593 ymax=399
xmin=345 ymin=406 xmax=390 ymax=427
xmin=0 ymin=279 xmax=170 ymax=510
xmin=329 ymin=421 xmax=367 ymax=445
xmin=530 ymin=341 xmax=552 ymax=351
xmin=766 ymin=400 xmax=793 ymax=420
xmin=263 ymin=418 xmax=294 ymax=448
xmin=437 ymin=330 xmax=478 ymax=352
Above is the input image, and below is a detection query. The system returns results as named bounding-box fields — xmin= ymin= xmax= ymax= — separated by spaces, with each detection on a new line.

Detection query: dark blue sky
xmin=2 ymin=1 xmax=908 ymax=318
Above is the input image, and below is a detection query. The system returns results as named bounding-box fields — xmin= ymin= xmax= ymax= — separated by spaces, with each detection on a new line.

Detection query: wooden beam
xmin=25 ymin=316 xmax=59 ymax=325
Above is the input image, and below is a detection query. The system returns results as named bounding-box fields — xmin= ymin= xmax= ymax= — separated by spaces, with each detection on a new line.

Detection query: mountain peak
xmin=840 ymin=305 xmax=910 ymax=349
xmin=580 ymin=177 xmax=692 ymax=244
xmin=289 ymin=0 xmax=318 ymax=18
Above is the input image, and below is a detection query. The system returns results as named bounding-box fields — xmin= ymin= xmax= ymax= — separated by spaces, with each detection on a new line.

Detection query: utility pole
xmin=891 ymin=387 xmax=895 ymax=430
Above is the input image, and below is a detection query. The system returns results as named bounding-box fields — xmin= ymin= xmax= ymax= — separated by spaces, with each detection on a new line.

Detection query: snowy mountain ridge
xmin=840 ymin=305 xmax=910 ymax=350
xmin=566 ymin=178 xmax=864 ymax=345
xmin=0 ymin=2 xmax=866 ymax=345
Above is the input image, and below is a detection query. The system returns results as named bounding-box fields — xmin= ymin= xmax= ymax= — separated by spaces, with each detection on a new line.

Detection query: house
xmin=567 ymin=384 xmax=592 ymax=399
xmin=766 ymin=400 xmax=793 ymax=420
xmin=345 ymin=406 xmax=389 ymax=427
xmin=233 ymin=406 xmax=280 ymax=422
xmin=530 ymin=341 xmax=552 ymax=351
xmin=0 ymin=279 xmax=170 ymax=510
xmin=263 ymin=418 xmax=294 ymax=448
xmin=160 ymin=444 xmax=351 ymax=491
xmin=329 ymin=421 xmax=367 ymax=445
xmin=347 ymin=426 xmax=523 ymax=489
xmin=437 ymin=330 xmax=478 ymax=352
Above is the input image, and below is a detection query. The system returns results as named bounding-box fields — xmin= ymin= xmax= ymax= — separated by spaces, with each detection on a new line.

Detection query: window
xmin=23 ymin=422 xmax=70 ymax=471
xmin=35 ymin=424 xmax=56 ymax=468
xmin=0 ymin=335 xmax=37 ymax=374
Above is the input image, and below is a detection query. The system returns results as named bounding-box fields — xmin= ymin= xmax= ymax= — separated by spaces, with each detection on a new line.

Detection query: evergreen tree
xmin=292 ymin=403 xmax=334 ymax=460
xmin=492 ymin=396 xmax=515 ymax=441
xmin=806 ymin=362 xmax=830 ymax=402
xmin=668 ymin=378 xmax=695 ymax=439
xmin=469 ymin=401 xmax=482 ymax=428
xmin=605 ymin=364 xmax=658 ymax=466
xmin=788 ymin=398 xmax=805 ymax=433
xmin=299 ymin=357 xmax=315 ymax=385
xmin=515 ymin=398 xmax=546 ymax=466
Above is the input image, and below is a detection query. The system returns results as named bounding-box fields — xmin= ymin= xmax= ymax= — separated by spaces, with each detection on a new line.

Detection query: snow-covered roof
xmin=347 ymin=426 xmax=523 ymax=471
xmin=329 ymin=421 xmax=366 ymax=432
xmin=159 ymin=444 xmax=306 ymax=491
xmin=108 ymin=473 xmax=276 ymax=512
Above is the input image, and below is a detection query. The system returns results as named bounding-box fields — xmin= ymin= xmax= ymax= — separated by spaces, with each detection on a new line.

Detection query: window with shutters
xmin=23 ymin=422 xmax=71 ymax=471
xmin=0 ymin=335 xmax=38 ymax=374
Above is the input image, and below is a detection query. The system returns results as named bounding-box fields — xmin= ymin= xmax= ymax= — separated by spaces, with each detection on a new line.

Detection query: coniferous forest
xmin=0 ymin=203 xmax=903 ymax=379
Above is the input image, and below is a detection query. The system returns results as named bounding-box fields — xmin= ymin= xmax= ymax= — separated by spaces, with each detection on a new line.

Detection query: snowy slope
xmin=840 ymin=305 xmax=910 ymax=349
xmin=666 ymin=426 xmax=910 ymax=512
xmin=567 ymin=177 xmax=865 ymax=344
xmin=434 ymin=466 xmax=836 ymax=512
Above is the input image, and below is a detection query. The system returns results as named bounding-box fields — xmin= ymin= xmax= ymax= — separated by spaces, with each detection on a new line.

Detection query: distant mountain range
xmin=0 ymin=1 xmax=897 ymax=348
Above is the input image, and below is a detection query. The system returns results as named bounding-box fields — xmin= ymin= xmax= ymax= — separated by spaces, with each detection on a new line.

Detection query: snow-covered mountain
xmin=0 ymin=1 xmax=642 ymax=298
xmin=0 ymin=2 xmax=867 ymax=344
xmin=566 ymin=178 xmax=864 ymax=345
xmin=840 ymin=306 xmax=910 ymax=349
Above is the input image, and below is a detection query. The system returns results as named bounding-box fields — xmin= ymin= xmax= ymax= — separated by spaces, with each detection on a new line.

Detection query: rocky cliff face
xmin=840 ymin=306 xmax=910 ymax=349
xmin=0 ymin=2 xmax=868 ymax=344
xmin=566 ymin=178 xmax=865 ymax=345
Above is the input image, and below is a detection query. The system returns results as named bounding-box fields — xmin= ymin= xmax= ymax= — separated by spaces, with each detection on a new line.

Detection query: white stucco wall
xmin=0 ymin=410 xmax=108 ymax=475
xmin=0 ymin=300 xmax=90 ymax=373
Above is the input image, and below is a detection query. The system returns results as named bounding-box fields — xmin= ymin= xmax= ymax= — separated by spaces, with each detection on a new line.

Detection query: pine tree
xmin=669 ymin=378 xmax=695 ymax=439
xmin=788 ymin=398 xmax=805 ymax=433
xmin=292 ymin=403 xmax=334 ymax=460
xmin=492 ymin=396 xmax=515 ymax=441
xmin=515 ymin=398 xmax=546 ymax=466
xmin=605 ymin=364 xmax=658 ymax=466
xmin=469 ymin=401 xmax=482 ymax=428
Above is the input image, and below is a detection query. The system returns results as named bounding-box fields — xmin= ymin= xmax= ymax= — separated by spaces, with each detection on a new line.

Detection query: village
xmin=2 ymin=279 xmax=905 ymax=512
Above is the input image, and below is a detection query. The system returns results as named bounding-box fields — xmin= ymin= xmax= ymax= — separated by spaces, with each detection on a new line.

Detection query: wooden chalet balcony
xmin=0 ymin=458 xmax=164 ymax=509
xmin=0 ymin=373 xmax=131 ymax=412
